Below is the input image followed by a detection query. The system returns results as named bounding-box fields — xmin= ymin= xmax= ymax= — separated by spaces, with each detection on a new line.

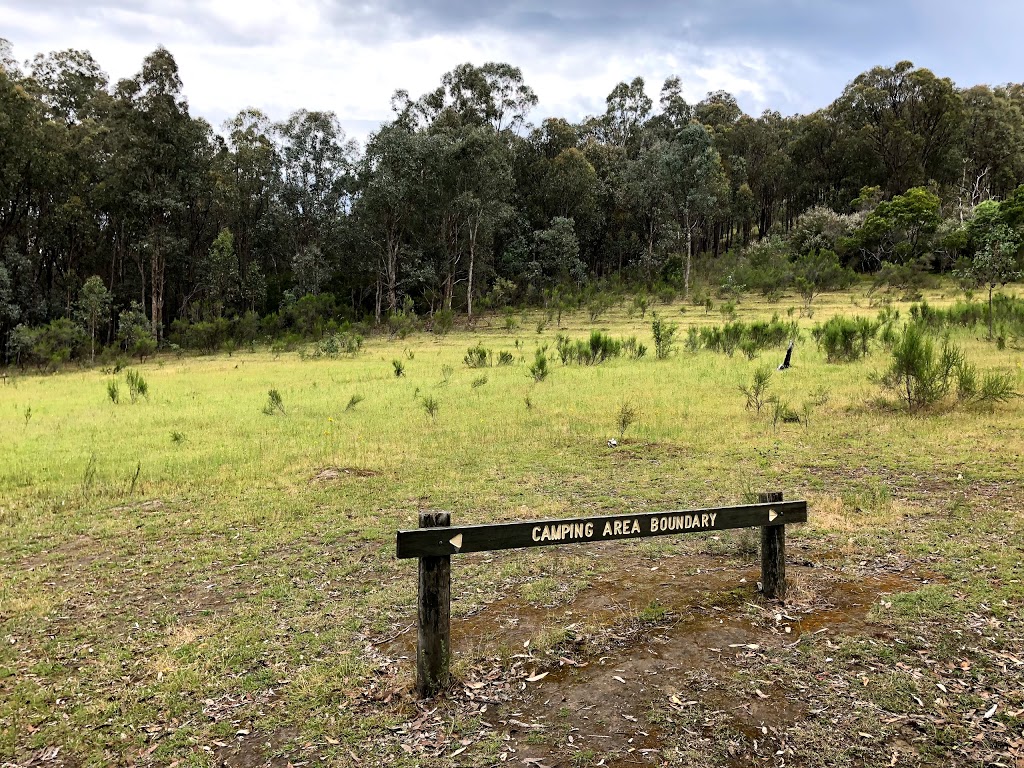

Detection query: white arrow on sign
xmin=449 ymin=533 xmax=464 ymax=550
xmin=768 ymin=510 xmax=779 ymax=522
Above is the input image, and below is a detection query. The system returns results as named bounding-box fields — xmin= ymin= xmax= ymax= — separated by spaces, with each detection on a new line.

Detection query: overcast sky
xmin=4 ymin=1 xmax=1023 ymax=143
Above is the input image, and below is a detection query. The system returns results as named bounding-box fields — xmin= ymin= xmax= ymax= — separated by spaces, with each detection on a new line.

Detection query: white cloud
xmin=7 ymin=0 xmax=1019 ymax=144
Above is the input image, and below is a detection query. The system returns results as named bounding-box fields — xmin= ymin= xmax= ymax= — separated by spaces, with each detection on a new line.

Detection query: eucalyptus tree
xmin=834 ymin=61 xmax=964 ymax=195
xmin=393 ymin=62 xmax=537 ymax=135
xmin=76 ymin=275 xmax=110 ymax=361
xmin=218 ymin=109 xmax=279 ymax=309
xmin=694 ymin=90 xmax=743 ymax=133
xmin=959 ymin=85 xmax=1024 ymax=207
xmin=618 ymin=143 xmax=673 ymax=278
xmin=107 ymin=46 xmax=215 ymax=340
xmin=957 ymin=209 xmax=1022 ymax=339
xmin=655 ymin=76 xmax=693 ymax=135
xmin=356 ymin=123 xmax=426 ymax=319
xmin=275 ymin=109 xmax=358 ymax=291
xmin=451 ymin=127 xmax=514 ymax=318
xmin=601 ymin=77 xmax=652 ymax=155
xmin=662 ymin=124 xmax=727 ymax=297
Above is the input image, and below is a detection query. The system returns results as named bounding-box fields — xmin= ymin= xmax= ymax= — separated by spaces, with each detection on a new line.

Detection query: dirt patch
xmin=380 ymin=552 xmax=928 ymax=767
xmin=109 ymin=498 xmax=165 ymax=513
xmin=311 ymin=467 xmax=380 ymax=482
xmin=213 ymin=725 xmax=299 ymax=768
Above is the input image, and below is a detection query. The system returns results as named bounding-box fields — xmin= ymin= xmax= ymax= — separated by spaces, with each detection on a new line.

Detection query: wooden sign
xmin=397 ymin=499 xmax=806 ymax=559
xmin=399 ymin=493 xmax=806 ymax=698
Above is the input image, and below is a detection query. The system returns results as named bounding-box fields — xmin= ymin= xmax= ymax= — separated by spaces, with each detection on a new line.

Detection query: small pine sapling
xmin=616 ymin=400 xmax=638 ymax=440
xmin=263 ymin=388 xmax=286 ymax=415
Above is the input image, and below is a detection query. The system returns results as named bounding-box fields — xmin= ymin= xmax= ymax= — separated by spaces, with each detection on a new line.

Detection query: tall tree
xmin=76 ymin=275 xmax=110 ymax=362
xmin=834 ymin=61 xmax=964 ymax=195
xmin=663 ymin=124 xmax=727 ymax=296
xmin=603 ymin=77 xmax=652 ymax=153
xmin=356 ymin=124 xmax=425 ymax=319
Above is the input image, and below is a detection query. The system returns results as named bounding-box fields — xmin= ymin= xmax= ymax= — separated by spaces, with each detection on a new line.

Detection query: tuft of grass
xmin=106 ymin=380 xmax=120 ymax=404
xmin=422 ymin=395 xmax=439 ymax=419
xmin=392 ymin=359 xmax=405 ymax=377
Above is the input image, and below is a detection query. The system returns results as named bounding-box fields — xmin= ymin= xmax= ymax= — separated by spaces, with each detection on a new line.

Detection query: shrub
xmin=587 ymin=293 xmax=615 ymax=321
xmin=432 ymin=308 xmax=454 ymax=336
xmin=33 ymin=318 xmax=88 ymax=369
xmin=263 ymin=388 xmax=285 ymax=415
xmin=736 ymin=236 xmax=794 ymax=297
xmin=740 ymin=365 xmax=773 ymax=414
xmin=387 ymin=308 xmax=417 ymax=339
xmin=685 ymin=327 xmax=700 ymax=352
xmin=585 ymin=330 xmax=621 ymax=364
xmin=632 ymin=294 xmax=650 ymax=319
xmin=651 ymin=313 xmax=677 ymax=360
xmin=812 ymin=316 xmax=879 ymax=362
xmin=117 ymin=303 xmax=157 ymax=361
xmin=472 ymin=375 xmax=488 ymax=388
xmin=696 ymin=317 xmax=797 ymax=359
xmin=877 ymin=325 xmax=958 ymax=411
xmin=616 ymin=400 xmax=638 ymax=439
xmin=107 ymin=380 xmax=120 ymax=404
xmin=392 ymin=359 xmax=405 ymax=377
xmin=908 ymin=294 xmax=1024 ymax=343
xmin=622 ymin=337 xmax=647 ymax=360
xmin=502 ymin=307 xmax=519 ymax=331
xmin=125 ymin=369 xmax=148 ymax=403
xmin=464 ymin=345 xmax=490 ymax=368
xmin=553 ymin=331 xmax=623 ymax=365
xmin=977 ymin=371 xmax=1019 ymax=404
xmin=655 ymin=284 xmax=676 ymax=305
xmin=345 ymin=394 xmax=364 ymax=411
xmin=497 ymin=351 xmax=514 ymax=366
xmin=312 ymin=332 xmax=363 ymax=358
xmin=529 ymin=348 xmax=549 ymax=382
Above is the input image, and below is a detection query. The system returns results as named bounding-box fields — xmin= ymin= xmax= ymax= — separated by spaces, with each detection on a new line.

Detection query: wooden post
xmin=759 ymin=492 xmax=786 ymax=599
xmin=416 ymin=511 xmax=451 ymax=697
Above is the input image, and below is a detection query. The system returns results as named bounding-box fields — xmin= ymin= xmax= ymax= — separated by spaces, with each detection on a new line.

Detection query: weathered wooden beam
xmin=396 ymin=500 xmax=806 ymax=559
xmin=415 ymin=511 xmax=451 ymax=697
xmin=759 ymin=492 xmax=786 ymax=600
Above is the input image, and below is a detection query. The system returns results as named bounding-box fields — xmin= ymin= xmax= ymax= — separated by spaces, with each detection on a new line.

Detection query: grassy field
xmin=2 ymin=286 xmax=1023 ymax=768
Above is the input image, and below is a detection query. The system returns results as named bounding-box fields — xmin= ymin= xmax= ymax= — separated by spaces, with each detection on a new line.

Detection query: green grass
xmin=2 ymin=284 xmax=1023 ymax=767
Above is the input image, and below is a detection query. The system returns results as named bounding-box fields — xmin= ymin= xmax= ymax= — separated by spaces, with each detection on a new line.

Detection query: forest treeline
xmin=2 ymin=39 xmax=1024 ymax=366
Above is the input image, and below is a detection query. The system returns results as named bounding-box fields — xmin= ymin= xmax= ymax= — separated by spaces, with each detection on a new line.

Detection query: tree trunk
xmin=150 ymin=243 xmax=165 ymax=343
xmin=684 ymin=209 xmax=693 ymax=300
xmin=989 ymin=284 xmax=994 ymax=340
xmin=467 ymin=219 xmax=480 ymax=320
